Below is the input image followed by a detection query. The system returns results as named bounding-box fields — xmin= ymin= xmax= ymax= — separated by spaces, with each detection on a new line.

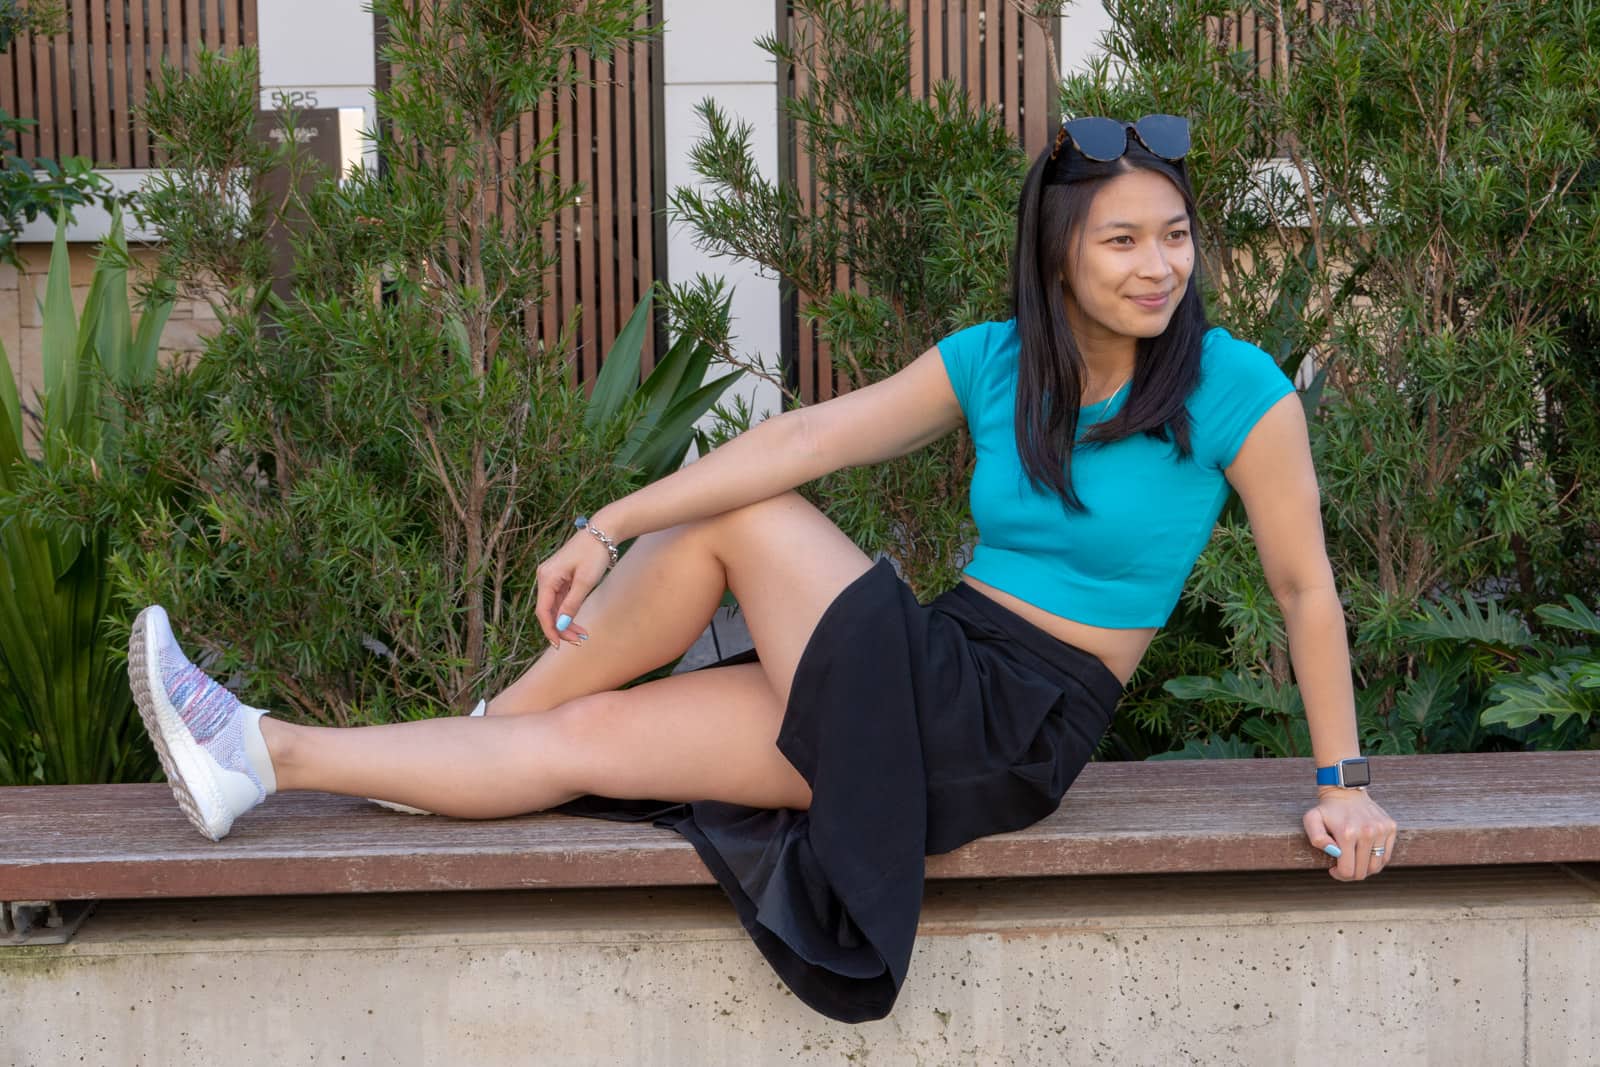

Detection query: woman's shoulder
xmin=1188 ymin=325 xmax=1298 ymax=466
xmin=937 ymin=317 xmax=1020 ymax=356
xmin=1194 ymin=326 xmax=1293 ymax=398
xmin=1199 ymin=324 xmax=1275 ymax=368
xmin=936 ymin=319 xmax=1021 ymax=407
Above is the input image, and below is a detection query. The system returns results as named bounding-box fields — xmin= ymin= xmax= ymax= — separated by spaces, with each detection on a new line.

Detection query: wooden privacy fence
xmin=376 ymin=6 xmax=666 ymax=380
xmin=784 ymin=1 xmax=1060 ymax=404
xmin=0 ymin=0 xmax=664 ymax=381
xmin=1 ymin=1 xmax=1326 ymax=391
xmin=1211 ymin=0 xmax=1339 ymax=80
xmin=512 ymin=17 xmax=661 ymax=380
xmin=0 ymin=0 xmax=258 ymax=168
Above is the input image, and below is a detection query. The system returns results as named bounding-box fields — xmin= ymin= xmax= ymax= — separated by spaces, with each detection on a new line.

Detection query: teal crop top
xmin=937 ymin=320 xmax=1295 ymax=628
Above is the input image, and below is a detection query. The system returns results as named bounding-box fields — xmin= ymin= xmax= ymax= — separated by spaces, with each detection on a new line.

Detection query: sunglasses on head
xmin=1048 ymin=114 xmax=1191 ymax=166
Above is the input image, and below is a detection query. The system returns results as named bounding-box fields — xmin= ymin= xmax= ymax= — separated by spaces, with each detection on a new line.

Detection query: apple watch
xmin=1315 ymin=757 xmax=1371 ymax=788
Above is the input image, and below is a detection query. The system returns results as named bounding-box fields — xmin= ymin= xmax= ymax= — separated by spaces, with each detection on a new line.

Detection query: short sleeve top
xmin=937 ymin=319 xmax=1295 ymax=627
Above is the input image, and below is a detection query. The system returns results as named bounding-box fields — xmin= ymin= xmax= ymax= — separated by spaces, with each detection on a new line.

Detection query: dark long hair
xmin=1010 ymin=140 xmax=1209 ymax=512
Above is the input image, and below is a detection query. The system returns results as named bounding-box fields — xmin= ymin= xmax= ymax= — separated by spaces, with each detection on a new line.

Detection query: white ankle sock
xmin=240 ymin=709 xmax=278 ymax=794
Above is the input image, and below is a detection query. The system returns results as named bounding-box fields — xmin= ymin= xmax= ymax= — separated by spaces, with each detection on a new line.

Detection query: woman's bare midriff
xmin=959 ymin=574 xmax=1155 ymax=686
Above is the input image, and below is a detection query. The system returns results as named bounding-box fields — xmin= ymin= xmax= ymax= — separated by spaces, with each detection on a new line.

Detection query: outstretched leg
xmin=261 ymin=662 xmax=811 ymax=817
xmin=135 ymin=492 xmax=873 ymax=838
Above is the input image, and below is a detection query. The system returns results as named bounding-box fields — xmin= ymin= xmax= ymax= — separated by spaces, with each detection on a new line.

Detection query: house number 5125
xmin=270 ymin=89 xmax=321 ymax=109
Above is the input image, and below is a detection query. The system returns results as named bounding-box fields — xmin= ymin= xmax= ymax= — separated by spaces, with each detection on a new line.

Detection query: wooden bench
xmin=5 ymin=751 xmax=1598 ymax=907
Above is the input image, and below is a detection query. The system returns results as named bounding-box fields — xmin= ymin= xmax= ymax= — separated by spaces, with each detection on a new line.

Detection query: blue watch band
xmin=1316 ymin=757 xmax=1371 ymax=787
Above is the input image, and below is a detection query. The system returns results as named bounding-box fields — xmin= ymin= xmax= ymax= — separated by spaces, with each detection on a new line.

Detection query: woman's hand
xmin=534 ymin=528 xmax=611 ymax=646
xmin=1302 ymin=788 xmax=1398 ymax=881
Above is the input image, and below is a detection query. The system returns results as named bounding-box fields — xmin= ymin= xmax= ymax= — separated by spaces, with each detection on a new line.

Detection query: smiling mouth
xmin=1129 ymin=292 xmax=1171 ymax=307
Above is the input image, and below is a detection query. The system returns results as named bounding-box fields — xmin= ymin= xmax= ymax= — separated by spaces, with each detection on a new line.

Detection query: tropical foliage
xmin=1062 ymin=0 xmax=1600 ymax=757
xmin=675 ymin=0 xmax=1599 ymax=756
xmin=20 ymin=4 xmax=745 ymax=735
xmin=0 ymin=213 xmax=170 ymax=784
xmin=670 ymin=0 xmax=1066 ymax=596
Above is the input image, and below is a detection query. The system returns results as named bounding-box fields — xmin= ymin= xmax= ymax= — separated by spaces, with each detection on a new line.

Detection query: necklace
xmin=1089 ymin=372 xmax=1133 ymax=409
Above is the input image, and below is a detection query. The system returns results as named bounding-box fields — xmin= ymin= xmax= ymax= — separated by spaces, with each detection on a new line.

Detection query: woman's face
xmin=1061 ymin=168 xmax=1194 ymax=347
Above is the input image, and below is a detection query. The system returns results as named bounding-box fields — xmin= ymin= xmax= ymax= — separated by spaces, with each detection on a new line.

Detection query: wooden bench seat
xmin=4 ymin=751 xmax=1598 ymax=902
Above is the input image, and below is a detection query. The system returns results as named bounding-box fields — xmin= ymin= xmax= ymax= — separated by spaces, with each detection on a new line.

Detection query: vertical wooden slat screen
xmin=2 ymin=0 xmax=257 ymax=168
xmin=1209 ymin=1 xmax=1335 ymax=80
xmin=783 ymin=0 xmax=1059 ymax=403
xmin=561 ymin=21 xmax=659 ymax=380
xmin=419 ymin=6 xmax=662 ymax=383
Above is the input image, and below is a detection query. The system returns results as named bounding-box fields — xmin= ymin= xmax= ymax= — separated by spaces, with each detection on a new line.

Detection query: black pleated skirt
xmin=556 ymin=557 xmax=1124 ymax=1023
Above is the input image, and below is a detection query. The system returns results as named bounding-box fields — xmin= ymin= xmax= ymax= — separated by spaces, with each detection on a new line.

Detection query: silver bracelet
xmin=574 ymin=515 xmax=619 ymax=568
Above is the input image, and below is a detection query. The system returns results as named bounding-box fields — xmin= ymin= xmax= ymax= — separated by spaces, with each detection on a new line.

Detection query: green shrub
xmin=670 ymin=0 xmax=1065 ymax=597
xmin=0 ymin=213 xmax=170 ymax=784
xmin=1065 ymin=0 xmax=1600 ymax=756
xmin=23 ymin=4 xmax=749 ymax=727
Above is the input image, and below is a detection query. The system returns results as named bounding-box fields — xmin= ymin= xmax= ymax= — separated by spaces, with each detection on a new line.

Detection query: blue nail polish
xmin=1323 ymin=843 xmax=1342 ymax=858
xmin=556 ymin=614 xmax=572 ymax=632
xmin=578 ymin=634 xmax=589 ymax=642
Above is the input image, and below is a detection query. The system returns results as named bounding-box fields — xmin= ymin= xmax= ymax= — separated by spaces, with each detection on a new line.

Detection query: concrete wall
xmin=5 ymin=863 xmax=1597 ymax=1065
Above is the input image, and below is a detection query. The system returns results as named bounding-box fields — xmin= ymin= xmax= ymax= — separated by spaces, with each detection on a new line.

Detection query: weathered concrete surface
xmin=3 ymin=864 xmax=1596 ymax=1066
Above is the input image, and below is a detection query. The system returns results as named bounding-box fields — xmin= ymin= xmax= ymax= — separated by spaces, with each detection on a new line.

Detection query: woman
xmin=129 ymin=114 xmax=1398 ymax=1023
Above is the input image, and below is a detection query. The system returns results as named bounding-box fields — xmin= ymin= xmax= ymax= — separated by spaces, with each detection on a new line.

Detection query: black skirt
xmin=556 ymin=557 xmax=1124 ymax=1023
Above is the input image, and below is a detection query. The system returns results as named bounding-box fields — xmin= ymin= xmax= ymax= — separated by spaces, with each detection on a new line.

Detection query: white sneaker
xmin=128 ymin=606 xmax=276 ymax=841
xmin=367 ymin=700 xmax=486 ymax=815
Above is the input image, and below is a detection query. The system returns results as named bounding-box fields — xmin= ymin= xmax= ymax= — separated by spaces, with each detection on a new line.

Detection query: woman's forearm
xmin=591 ymin=408 xmax=827 ymax=543
xmin=1281 ymin=584 xmax=1363 ymax=771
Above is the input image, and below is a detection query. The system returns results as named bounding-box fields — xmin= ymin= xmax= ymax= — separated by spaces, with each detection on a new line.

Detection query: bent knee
xmin=533 ymin=692 xmax=634 ymax=793
xmin=713 ymin=490 xmax=820 ymax=538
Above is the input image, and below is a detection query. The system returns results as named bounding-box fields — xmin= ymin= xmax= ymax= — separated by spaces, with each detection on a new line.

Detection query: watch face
xmin=1342 ymin=758 xmax=1371 ymax=787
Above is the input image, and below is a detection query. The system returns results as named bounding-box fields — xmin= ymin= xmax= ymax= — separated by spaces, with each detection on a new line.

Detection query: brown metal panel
xmin=109 ymin=0 xmax=131 ymax=165
xmin=791 ymin=16 xmax=815 ymax=405
xmin=557 ymin=80 xmax=578 ymax=388
xmin=43 ymin=24 xmax=65 ymax=159
xmin=151 ymin=0 xmax=173 ymax=168
xmin=1021 ymin=7 xmax=1045 ymax=156
xmin=632 ymin=27 xmax=655 ymax=366
xmin=928 ymin=0 xmax=944 ymax=87
xmin=612 ymin=47 xmax=636 ymax=356
xmin=595 ymin=57 xmax=616 ymax=356
xmin=223 ymin=0 xmax=239 ymax=49
xmin=1001 ymin=0 xmax=1017 ymax=137
xmin=241 ymin=0 xmax=258 ymax=46
xmin=964 ymin=0 xmax=980 ymax=98
xmin=575 ymin=57 xmax=597 ymax=384
xmin=130 ymin=0 xmax=150 ymax=167
xmin=984 ymin=0 xmax=999 ymax=111
xmin=13 ymin=33 xmax=36 ymax=161
xmin=915 ymin=0 xmax=928 ymax=99
xmin=0 ymin=36 xmax=15 ymax=135
xmin=183 ymin=0 xmax=199 ymax=70
xmin=87 ymin=0 xmax=109 ymax=162
xmin=166 ymin=0 xmax=183 ymax=74
xmin=538 ymin=90 xmax=557 ymax=351
xmin=67 ymin=0 xmax=90 ymax=157
xmin=516 ymin=107 xmax=534 ymax=345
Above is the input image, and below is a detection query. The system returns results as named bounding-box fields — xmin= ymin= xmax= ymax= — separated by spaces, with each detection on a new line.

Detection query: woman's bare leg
xmin=260 ymin=663 xmax=811 ymax=816
xmin=255 ymin=492 xmax=872 ymax=814
xmin=485 ymin=491 xmax=871 ymax=715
